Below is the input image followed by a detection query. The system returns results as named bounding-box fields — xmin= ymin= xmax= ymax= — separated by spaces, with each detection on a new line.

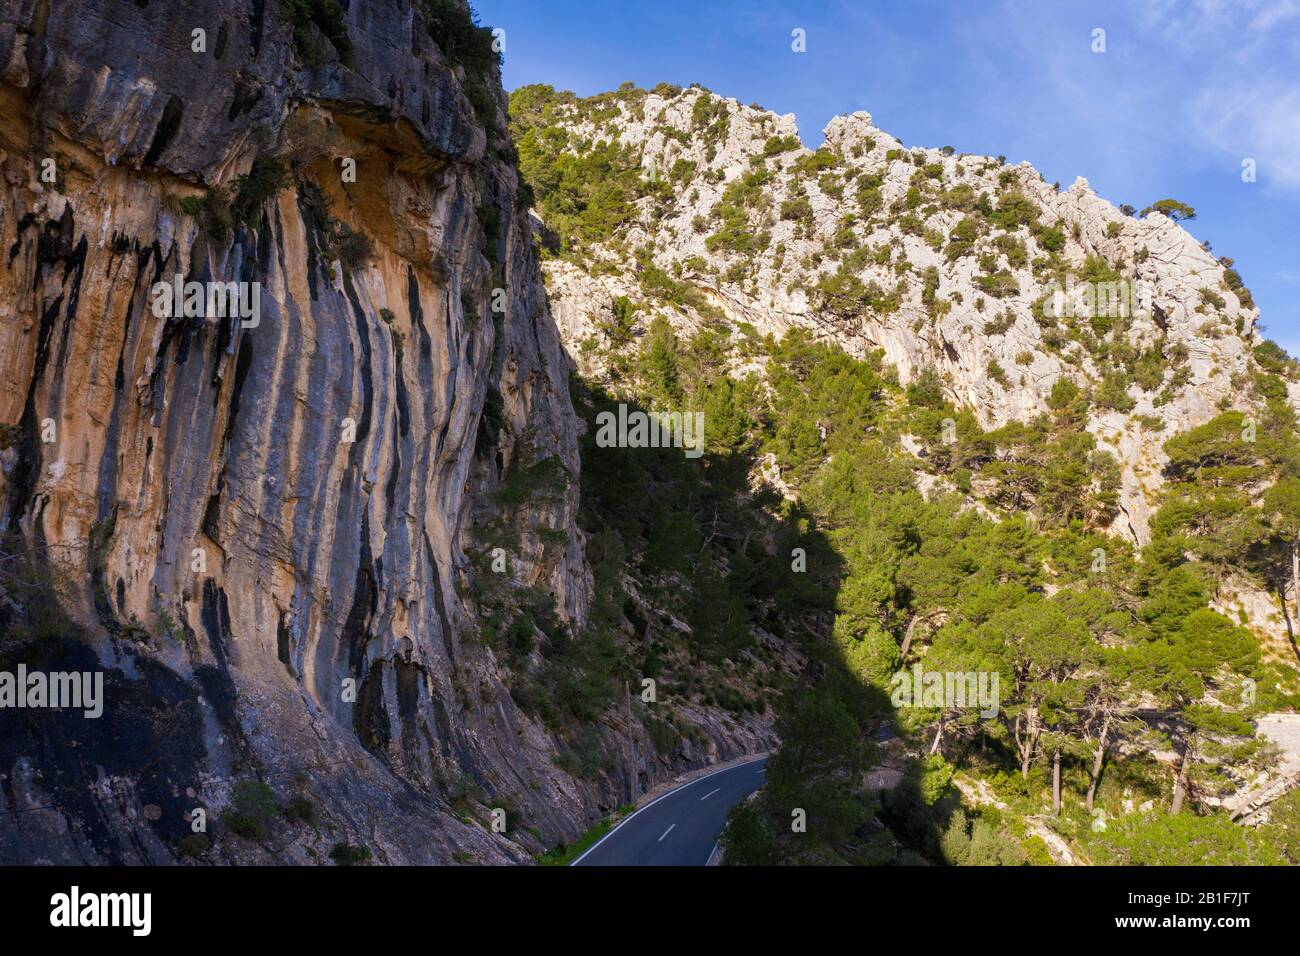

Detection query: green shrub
xmin=504 ymin=613 xmax=536 ymax=660
xmin=792 ymin=148 xmax=838 ymax=176
xmin=856 ymin=177 xmax=883 ymax=218
xmin=231 ymin=155 xmax=288 ymax=227
xmin=988 ymin=191 xmax=1039 ymax=230
xmin=993 ymin=233 xmax=1027 ymax=268
xmin=1089 ymin=813 xmax=1281 ymax=865
xmin=462 ymin=73 xmax=499 ymax=126
xmin=599 ymin=295 xmax=636 ymax=348
xmin=1036 ymin=224 xmax=1065 ymax=252
xmin=1220 ymin=261 xmax=1254 ymax=309
xmin=762 ymin=134 xmax=801 ymax=156
xmin=705 ymin=166 xmax=773 ymax=255
xmin=297 ymin=178 xmax=373 ymax=270
xmin=282 ymin=796 xmax=316 ymax=824
xmin=1139 ymin=198 xmax=1196 ymax=222
xmin=1253 ymin=340 xmax=1298 ymax=376
xmin=973 ymin=270 xmax=1018 ymax=299
xmin=779 ymin=194 xmax=812 ymax=223
xmin=224 ymin=780 xmax=278 ymax=841
xmin=334 ymin=223 xmax=373 ymax=270
xmin=284 ymin=0 xmax=352 ymax=66
xmin=945 ymin=216 xmax=981 ymax=260
xmin=177 ymin=834 xmax=211 ymax=858
xmin=691 ymin=92 xmax=728 ymax=133
xmin=1094 ymin=372 xmax=1136 ymax=412
xmin=983 ymin=312 xmax=1015 ymax=336
xmin=329 ymin=842 xmax=373 ymax=866
xmin=418 ymin=0 xmax=498 ymax=77
xmin=1133 ymin=347 xmax=1166 ymax=391
xmin=180 ymin=189 xmax=233 ymax=243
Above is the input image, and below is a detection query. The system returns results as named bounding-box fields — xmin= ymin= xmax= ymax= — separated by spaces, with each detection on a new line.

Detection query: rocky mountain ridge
xmin=521 ymin=83 xmax=1282 ymax=547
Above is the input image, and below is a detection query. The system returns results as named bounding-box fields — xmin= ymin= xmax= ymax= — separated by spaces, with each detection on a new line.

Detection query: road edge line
xmin=569 ymin=753 xmax=768 ymax=866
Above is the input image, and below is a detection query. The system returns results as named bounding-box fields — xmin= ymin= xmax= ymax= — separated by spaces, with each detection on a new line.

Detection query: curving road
xmin=572 ymin=755 xmax=768 ymax=866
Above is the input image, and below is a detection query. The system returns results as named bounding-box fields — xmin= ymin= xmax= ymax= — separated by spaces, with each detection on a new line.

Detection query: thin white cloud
xmin=1134 ymin=0 xmax=1299 ymax=39
xmin=1195 ymin=84 xmax=1300 ymax=189
xmin=1088 ymin=0 xmax=1300 ymax=194
xmin=1248 ymin=0 xmax=1300 ymax=31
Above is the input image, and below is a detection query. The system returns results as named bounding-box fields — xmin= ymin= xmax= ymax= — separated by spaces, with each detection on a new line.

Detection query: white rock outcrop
xmin=535 ymin=87 xmax=1273 ymax=546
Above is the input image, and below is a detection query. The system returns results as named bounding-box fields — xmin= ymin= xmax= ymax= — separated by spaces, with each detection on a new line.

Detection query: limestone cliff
xmin=0 ymin=2 xmax=766 ymax=865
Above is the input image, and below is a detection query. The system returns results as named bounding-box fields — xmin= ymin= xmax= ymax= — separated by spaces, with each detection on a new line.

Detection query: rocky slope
xmin=513 ymin=84 xmax=1300 ymax=864
xmin=0 ymin=3 xmax=770 ymax=865
xmin=522 ymin=84 xmax=1274 ymax=548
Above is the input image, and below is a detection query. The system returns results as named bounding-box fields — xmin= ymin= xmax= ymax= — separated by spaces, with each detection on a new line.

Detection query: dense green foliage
xmin=706 ymin=166 xmax=773 ymax=255
xmin=510 ymin=84 xmax=665 ymax=255
xmin=505 ymin=84 xmax=1300 ymax=866
xmin=284 ymin=0 xmax=352 ymax=66
xmin=576 ymin=321 xmax=1298 ymax=865
xmin=524 ymin=247 xmax=1297 ymax=867
xmin=419 ymin=0 xmax=499 ymax=76
xmin=1140 ymin=198 xmax=1197 ymax=222
xmin=1088 ymin=812 xmax=1284 ymax=865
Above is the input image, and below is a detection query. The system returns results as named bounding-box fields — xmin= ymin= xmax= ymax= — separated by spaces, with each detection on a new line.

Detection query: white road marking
xmin=568 ymin=754 xmax=769 ymax=865
xmin=658 ymin=824 xmax=676 ymax=842
xmin=700 ymin=787 xmax=721 ymax=801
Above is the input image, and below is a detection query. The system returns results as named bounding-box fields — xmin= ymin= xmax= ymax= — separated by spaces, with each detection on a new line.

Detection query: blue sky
xmin=477 ymin=0 xmax=1300 ymax=353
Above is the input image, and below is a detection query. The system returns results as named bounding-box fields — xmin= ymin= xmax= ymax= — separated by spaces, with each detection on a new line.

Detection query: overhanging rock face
xmin=0 ymin=0 xmax=602 ymax=863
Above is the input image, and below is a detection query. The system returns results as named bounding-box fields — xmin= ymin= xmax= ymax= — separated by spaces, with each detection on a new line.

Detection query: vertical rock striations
xmin=0 ymin=0 xmax=630 ymax=863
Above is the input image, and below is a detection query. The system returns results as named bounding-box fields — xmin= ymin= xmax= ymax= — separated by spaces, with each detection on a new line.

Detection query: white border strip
xmin=570 ymin=753 xmax=768 ymax=866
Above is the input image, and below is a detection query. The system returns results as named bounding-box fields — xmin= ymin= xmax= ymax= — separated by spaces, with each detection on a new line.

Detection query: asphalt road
xmin=572 ymin=755 xmax=768 ymax=866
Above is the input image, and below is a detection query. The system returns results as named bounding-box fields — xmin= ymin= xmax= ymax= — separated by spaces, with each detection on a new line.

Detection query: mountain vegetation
xmin=511 ymin=81 xmax=1300 ymax=865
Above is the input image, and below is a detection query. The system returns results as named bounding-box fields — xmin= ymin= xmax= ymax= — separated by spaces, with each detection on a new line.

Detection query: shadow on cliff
xmin=0 ymin=538 xmax=213 ymax=863
xmin=517 ymin=356 xmax=950 ymax=862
